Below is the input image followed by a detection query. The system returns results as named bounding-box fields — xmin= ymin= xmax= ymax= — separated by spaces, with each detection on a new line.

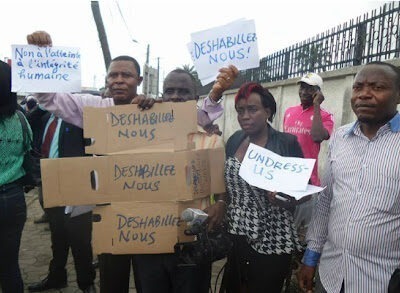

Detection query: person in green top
xmin=0 ymin=60 xmax=32 ymax=293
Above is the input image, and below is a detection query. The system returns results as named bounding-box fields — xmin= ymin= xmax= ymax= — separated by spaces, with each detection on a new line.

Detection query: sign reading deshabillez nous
xmin=83 ymin=101 xmax=198 ymax=154
xmin=93 ymin=200 xmax=202 ymax=254
xmin=40 ymin=148 xmax=225 ymax=208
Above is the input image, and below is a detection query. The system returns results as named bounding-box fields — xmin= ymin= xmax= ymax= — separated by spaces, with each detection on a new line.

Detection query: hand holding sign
xmin=266 ymin=191 xmax=297 ymax=210
xmin=209 ymin=65 xmax=239 ymax=102
xmin=239 ymin=143 xmax=324 ymax=200
xmin=131 ymin=94 xmax=158 ymax=110
xmin=11 ymin=31 xmax=81 ymax=93
xmin=27 ymin=31 xmax=52 ymax=47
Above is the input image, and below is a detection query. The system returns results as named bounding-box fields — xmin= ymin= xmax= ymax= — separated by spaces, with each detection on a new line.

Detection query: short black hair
xmin=234 ymin=82 xmax=277 ymax=122
xmin=26 ymin=98 xmax=38 ymax=110
xmin=169 ymin=69 xmax=197 ymax=83
xmin=110 ymin=55 xmax=141 ymax=76
xmin=0 ymin=61 xmax=17 ymax=117
xmin=165 ymin=69 xmax=197 ymax=95
xmin=366 ymin=61 xmax=400 ymax=90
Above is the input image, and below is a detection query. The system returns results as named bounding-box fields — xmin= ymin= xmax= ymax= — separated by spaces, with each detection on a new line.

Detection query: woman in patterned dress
xmin=222 ymin=82 xmax=304 ymax=292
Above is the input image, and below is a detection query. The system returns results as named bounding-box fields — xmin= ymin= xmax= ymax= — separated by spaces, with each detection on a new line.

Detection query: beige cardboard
xmin=83 ymin=101 xmax=198 ymax=154
xmin=41 ymin=148 xmax=225 ymax=208
xmin=208 ymin=147 xmax=226 ymax=194
xmin=92 ymin=199 xmax=207 ymax=254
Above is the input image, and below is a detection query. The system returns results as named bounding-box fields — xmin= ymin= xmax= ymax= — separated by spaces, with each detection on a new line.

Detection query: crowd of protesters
xmin=1 ymin=29 xmax=399 ymax=293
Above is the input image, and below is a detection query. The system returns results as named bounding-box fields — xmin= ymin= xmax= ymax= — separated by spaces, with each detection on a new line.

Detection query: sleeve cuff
xmin=302 ymin=248 xmax=321 ymax=267
xmin=197 ymin=96 xmax=224 ymax=127
xmin=207 ymin=94 xmax=223 ymax=105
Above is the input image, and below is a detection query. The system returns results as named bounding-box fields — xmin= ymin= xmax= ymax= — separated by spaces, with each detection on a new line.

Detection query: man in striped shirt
xmin=298 ymin=61 xmax=400 ymax=292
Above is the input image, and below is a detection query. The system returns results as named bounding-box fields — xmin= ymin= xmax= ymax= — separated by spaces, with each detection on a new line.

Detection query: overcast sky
xmin=1 ymin=0 xmax=388 ymax=90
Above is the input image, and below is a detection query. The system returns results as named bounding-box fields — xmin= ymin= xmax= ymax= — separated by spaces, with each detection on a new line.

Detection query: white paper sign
xmin=11 ymin=45 xmax=81 ymax=93
xmin=188 ymin=19 xmax=260 ymax=85
xmin=279 ymin=185 xmax=325 ymax=201
xmin=239 ymin=143 xmax=315 ymax=192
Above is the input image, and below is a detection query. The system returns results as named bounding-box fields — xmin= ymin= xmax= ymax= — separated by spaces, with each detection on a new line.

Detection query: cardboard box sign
xmin=41 ymin=148 xmax=225 ymax=208
xmin=92 ymin=199 xmax=207 ymax=254
xmin=83 ymin=100 xmax=198 ymax=154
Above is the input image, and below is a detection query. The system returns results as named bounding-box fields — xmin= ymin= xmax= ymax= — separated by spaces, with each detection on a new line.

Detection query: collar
xmin=298 ymin=104 xmax=313 ymax=112
xmin=389 ymin=112 xmax=400 ymax=132
xmin=345 ymin=112 xmax=400 ymax=136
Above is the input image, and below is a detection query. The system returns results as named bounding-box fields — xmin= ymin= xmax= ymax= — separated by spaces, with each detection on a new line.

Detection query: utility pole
xmin=146 ymin=44 xmax=150 ymax=65
xmin=156 ymin=57 xmax=160 ymax=98
xmin=91 ymin=1 xmax=111 ymax=70
xmin=144 ymin=44 xmax=150 ymax=95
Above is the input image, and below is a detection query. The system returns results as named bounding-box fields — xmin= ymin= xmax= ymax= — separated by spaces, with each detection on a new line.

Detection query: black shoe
xmin=28 ymin=276 xmax=67 ymax=292
xmin=33 ymin=213 xmax=49 ymax=224
xmin=82 ymin=284 xmax=96 ymax=293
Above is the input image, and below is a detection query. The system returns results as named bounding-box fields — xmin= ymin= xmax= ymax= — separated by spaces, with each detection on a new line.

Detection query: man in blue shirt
xmin=298 ymin=61 xmax=400 ymax=292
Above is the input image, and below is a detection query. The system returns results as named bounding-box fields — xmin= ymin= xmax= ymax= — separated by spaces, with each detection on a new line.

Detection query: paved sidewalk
xmin=14 ymin=189 xmax=226 ymax=293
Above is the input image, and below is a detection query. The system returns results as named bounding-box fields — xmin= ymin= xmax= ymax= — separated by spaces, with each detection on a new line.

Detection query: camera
xmin=174 ymin=221 xmax=233 ymax=266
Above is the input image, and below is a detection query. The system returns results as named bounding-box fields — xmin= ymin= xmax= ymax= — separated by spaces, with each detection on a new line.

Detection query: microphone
xmin=181 ymin=208 xmax=208 ymax=226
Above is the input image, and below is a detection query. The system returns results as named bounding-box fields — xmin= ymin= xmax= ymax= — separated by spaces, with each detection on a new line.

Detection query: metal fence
xmin=242 ymin=1 xmax=400 ymax=83
xmin=242 ymin=1 xmax=400 ymax=82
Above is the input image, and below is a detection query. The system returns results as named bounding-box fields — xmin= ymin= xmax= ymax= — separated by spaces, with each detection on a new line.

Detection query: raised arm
xmin=198 ymin=65 xmax=239 ymax=129
xmin=310 ymin=91 xmax=330 ymax=142
xmin=209 ymin=65 xmax=239 ymax=102
xmin=33 ymin=92 xmax=108 ymax=128
xmin=27 ymin=31 xmax=110 ymax=128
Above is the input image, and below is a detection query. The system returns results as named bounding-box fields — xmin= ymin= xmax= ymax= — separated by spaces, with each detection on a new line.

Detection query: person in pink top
xmin=284 ymin=73 xmax=334 ymax=185
xmin=283 ymin=72 xmax=334 ymax=231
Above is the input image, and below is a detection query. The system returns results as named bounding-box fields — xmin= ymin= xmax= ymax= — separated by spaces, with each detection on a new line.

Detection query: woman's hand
xmin=266 ymin=191 xmax=297 ymax=211
xmin=204 ymin=200 xmax=226 ymax=231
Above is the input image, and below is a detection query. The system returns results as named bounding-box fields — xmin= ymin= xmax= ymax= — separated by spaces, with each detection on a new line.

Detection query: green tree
xmin=178 ymin=64 xmax=200 ymax=83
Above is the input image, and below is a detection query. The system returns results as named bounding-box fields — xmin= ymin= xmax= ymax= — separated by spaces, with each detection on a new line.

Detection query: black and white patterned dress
xmin=225 ymin=156 xmax=302 ymax=255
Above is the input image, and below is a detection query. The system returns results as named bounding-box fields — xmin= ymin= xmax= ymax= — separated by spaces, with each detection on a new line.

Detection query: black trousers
xmin=0 ymin=184 xmax=26 ymax=293
xmin=98 ymin=254 xmax=142 ymax=293
xmin=222 ymin=235 xmax=291 ymax=293
xmin=45 ymin=206 xmax=95 ymax=290
xmin=134 ymin=253 xmax=212 ymax=293
xmin=98 ymin=253 xmax=211 ymax=293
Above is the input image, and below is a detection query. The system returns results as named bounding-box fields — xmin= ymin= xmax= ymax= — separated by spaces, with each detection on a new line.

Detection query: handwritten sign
xmin=41 ymin=149 xmax=222 ymax=207
xmin=92 ymin=201 xmax=203 ymax=254
xmin=11 ymin=44 xmax=81 ymax=92
xmin=278 ymin=185 xmax=325 ymax=201
xmin=109 ymin=110 xmax=174 ymax=143
xmin=84 ymin=101 xmax=198 ymax=154
xmin=109 ymin=151 xmax=210 ymax=198
xmin=114 ymin=162 xmax=177 ymax=192
xmin=188 ymin=19 xmax=259 ymax=85
xmin=116 ymin=212 xmax=181 ymax=246
xmin=239 ymin=143 xmax=315 ymax=193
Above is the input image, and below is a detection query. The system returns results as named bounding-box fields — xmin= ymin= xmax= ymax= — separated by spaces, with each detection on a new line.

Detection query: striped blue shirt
xmin=305 ymin=113 xmax=400 ymax=292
